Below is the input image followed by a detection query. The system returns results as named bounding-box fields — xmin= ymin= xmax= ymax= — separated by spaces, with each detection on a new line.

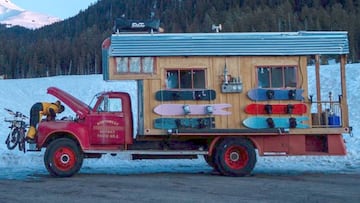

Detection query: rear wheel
xmin=18 ymin=136 xmax=25 ymax=153
xmin=204 ymin=155 xmax=216 ymax=168
xmin=44 ymin=138 xmax=83 ymax=177
xmin=18 ymin=128 xmax=26 ymax=153
xmin=214 ymin=138 xmax=256 ymax=176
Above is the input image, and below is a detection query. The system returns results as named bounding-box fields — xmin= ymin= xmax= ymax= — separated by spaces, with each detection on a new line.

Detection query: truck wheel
xmin=214 ymin=138 xmax=256 ymax=177
xmin=204 ymin=155 xmax=216 ymax=168
xmin=44 ymin=138 xmax=83 ymax=177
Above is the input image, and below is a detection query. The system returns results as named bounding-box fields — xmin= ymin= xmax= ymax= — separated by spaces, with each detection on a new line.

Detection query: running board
xmin=83 ymin=150 xmax=208 ymax=156
xmin=132 ymin=154 xmax=198 ymax=160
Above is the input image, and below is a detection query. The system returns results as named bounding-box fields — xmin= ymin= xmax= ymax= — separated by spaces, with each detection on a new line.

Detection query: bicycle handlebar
xmin=4 ymin=108 xmax=28 ymax=119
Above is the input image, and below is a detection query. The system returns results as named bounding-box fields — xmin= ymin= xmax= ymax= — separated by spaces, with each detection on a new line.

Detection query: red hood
xmin=47 ymin=87 xmax=90 ymax=119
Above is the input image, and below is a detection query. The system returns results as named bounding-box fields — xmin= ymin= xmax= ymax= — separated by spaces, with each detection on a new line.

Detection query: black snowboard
xmin=155 ymin=89 xmax=216 ymax=101
xmin=154 ymin=117 xmax=215 ymax=129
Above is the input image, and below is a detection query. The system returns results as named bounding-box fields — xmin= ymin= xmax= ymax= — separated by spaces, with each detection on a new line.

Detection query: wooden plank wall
xmin=142 ymin=56 xmax=309 ymax=134
xmin=108 ymin=55 xmax=309 ymax=135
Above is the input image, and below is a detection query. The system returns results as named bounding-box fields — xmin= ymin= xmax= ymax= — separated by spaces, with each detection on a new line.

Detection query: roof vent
xmin=212 ymin=24 xmax=222 ymax=33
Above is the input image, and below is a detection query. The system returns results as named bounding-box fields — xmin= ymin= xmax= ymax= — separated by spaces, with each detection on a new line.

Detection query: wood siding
xmin=109 ymin=55 xmax=310 ymax=135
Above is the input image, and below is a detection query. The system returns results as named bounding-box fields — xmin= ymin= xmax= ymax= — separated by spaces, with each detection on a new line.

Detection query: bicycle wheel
xmin=18 ymin=129 xmax=26 ymax=153
xmin=6 ymin=130 xmax=20 ymax=150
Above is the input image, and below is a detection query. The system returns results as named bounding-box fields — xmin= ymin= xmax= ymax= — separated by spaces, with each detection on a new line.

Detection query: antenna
xmin=212 ymin=24 xmax=222 ymax=33
xmin=151 ymin=0 xmax=157 ymax=19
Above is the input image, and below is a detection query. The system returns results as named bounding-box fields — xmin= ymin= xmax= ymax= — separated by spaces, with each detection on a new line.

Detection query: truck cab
xmin=32 ymin=87 xmax=136 ymax=177
xmin=36 ymin=87 xmax=133 ymax=149
xmin=87 ymin=91 xmax=133 ymax=146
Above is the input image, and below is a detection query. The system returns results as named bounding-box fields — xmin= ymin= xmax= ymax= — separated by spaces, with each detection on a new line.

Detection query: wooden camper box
xmin=102 ymin=31 xmax=350 ymax=156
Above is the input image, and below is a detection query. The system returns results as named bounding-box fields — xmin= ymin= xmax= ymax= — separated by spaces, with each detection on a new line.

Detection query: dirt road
xmin=0 ymin=172 xmax=359 ymax=203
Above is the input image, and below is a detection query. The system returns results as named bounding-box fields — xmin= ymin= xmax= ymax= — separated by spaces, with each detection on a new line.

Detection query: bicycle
xmin=4 ymin=108 xmax=29 ymax=153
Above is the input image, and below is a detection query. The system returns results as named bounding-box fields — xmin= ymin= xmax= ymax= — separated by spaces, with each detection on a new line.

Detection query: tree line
xmin=0 ymin=0 xmax=359 ymax=79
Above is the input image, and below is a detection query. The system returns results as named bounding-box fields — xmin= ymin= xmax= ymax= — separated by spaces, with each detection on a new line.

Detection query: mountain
xmin=0 ymin=0 xmax=60 ymax=29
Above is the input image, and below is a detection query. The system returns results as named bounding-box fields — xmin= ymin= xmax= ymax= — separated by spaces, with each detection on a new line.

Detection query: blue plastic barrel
xmin=328 ymin=115 xmax=340 ymax=126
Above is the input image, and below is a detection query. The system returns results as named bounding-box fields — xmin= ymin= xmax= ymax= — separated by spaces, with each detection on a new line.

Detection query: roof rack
xmin=113 ymin=18 xmax=160 ymax=34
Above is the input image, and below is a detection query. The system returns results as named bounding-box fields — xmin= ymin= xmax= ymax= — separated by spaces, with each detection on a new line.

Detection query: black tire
xmin=18 ymin=136 xmax=26 ymax=153
xmin=19 ymin=140 xmax=25 ymax=153
xmin=204 ymin=155 xmax=216 ymax=168
xmin=6 ymin=130 xmax=19 ymax=150
xmin=17 ymin=129 xmax=26 ymax=153
xmin=44 ymin=138 xmax=83 ymax=177
xmin=205 ymin=138 xmax=223 ymax=172
xmin=214 ymin=138 xmax=256 ymax=177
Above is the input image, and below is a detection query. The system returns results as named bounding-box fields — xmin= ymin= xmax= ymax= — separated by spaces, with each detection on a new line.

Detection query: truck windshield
xmin=89 ymin=92 xmax=103 ymax=110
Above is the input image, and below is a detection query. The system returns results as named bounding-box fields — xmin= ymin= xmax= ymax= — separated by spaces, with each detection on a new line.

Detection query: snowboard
xmin=155 ymin=89 xmax=216 ymax=101
xmin=154 ymin=117 xmax=215 ymax=129
xmin=247 ymin=88 xmax=304 ymax=101
xmin=245 ymin=103 xmax=307 ymax=115
xmin=154 ymin=103 xmax=232 ymax=116
xmin=243 ymin=116 xmax=309 ymax=129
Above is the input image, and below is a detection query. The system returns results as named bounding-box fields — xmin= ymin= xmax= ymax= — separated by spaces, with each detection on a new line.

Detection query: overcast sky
xmin=12 ymin=0 xmax=99 ymax=19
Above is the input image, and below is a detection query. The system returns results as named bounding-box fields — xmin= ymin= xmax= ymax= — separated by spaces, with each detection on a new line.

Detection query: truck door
xmin=89 ymin=94 xmax=132 ymax=145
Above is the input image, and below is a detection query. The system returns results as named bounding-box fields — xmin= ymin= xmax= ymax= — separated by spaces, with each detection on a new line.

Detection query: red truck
xmin=30 ymin=85 xmax=348 ymax=177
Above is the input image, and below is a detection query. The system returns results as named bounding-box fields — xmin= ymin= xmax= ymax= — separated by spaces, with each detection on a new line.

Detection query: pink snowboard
xmin=154 ymin=103 xmax=232 ymax=116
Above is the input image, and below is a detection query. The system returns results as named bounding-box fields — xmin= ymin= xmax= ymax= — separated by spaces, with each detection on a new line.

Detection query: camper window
xmin=166 ymin=69 xmax=206 ymax=89
xmin=129 ymin=57 xmax=141 ymax=73
xmin=257 ymin=66 xmax=297 ymax=88
xmin=116 ymin=57 xmax=154 ymax=74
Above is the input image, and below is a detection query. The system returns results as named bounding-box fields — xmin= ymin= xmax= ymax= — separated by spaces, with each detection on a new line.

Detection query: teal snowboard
xmin=154 ymin=117 xmax=215 ymax=129
xmin=247 ymin=88 xmax=304 ymax=101
xmin=243 ymin=116 xmax=309 ymax=129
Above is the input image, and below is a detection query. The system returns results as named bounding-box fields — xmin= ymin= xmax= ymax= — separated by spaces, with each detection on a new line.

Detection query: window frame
xmin=96 ymin=96 xmax=123 ymax=113
xmin=165 ymin=68 xmax=207 ymax=90
xmin=256 ymin=65 xmax=298 ymax=88
xmin=115 ymin=56 xmax=156 ymax=74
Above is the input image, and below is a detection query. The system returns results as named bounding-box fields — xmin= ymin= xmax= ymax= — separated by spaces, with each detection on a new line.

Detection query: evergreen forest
xmin=0 ymin=0 xmax=359 ymax=78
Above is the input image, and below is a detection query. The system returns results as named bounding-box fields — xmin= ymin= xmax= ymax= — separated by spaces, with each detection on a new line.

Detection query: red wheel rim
xmin=224 ymin=146 xmax=249 ymax=169
xmin=53 ymin=147 xmax=76 ymax=171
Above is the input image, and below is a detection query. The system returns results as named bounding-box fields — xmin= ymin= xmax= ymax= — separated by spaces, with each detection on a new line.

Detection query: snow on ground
xmin=0 ymin=63 xmax=359 ymax=180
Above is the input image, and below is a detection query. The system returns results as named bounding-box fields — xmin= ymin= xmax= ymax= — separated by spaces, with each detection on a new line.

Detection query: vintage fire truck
xmin=27 ymin=20 xmax=351 ymax=177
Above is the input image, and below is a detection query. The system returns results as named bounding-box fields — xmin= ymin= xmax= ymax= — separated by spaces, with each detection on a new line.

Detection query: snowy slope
xmin=0 ymin=64 xmax=359 ymax=179
xmin=0 ymin=0 xmax=60 ymax=29
xmin=0 ymin=0 xmax=22 ymax=11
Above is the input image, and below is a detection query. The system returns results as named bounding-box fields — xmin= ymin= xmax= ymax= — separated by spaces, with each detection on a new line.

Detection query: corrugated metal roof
xmin=108 ymin=31 xmax=349 ymax=56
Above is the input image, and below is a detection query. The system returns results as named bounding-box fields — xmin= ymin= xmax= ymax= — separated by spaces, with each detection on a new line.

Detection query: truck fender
xmin=39 ymin=130 xmax=89 ymax=151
